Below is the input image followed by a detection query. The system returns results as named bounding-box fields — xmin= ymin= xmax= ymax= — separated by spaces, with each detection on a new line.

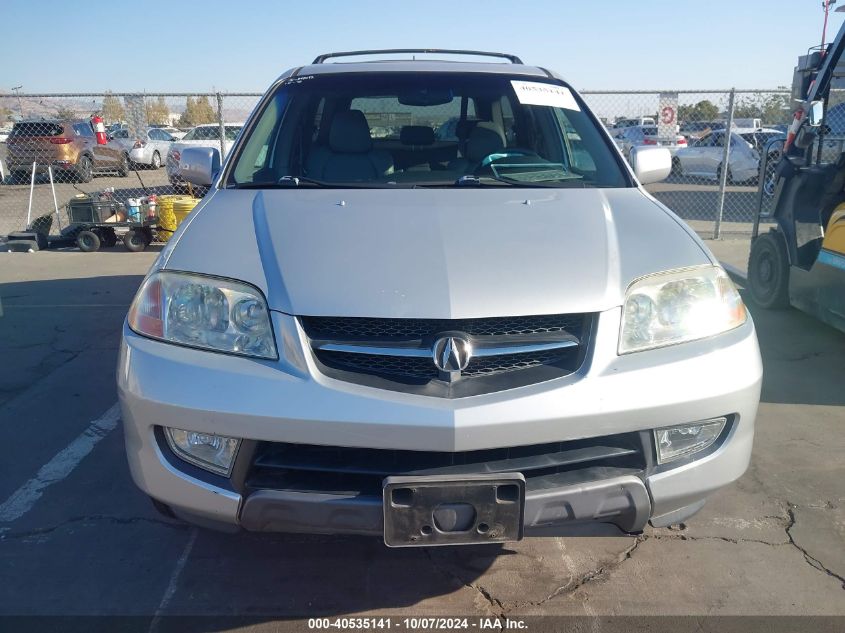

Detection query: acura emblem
xmin=432 ymin=334 xmax=472 ymax=375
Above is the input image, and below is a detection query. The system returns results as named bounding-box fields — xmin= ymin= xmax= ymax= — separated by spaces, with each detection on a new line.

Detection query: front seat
xmin=306 ymin=110 xmax=393 ymax=181
xmin=449 ymin=122 xmax=506 ymax=172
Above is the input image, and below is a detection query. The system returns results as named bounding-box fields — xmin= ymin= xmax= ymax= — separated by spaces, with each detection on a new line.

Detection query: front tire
xmin=76 ymin=230 xmax=101 ymax=253
xmin=748 ymin=231 xmax=790 ymax=309
xmin=151 ymin=151 xmax=161 ymax=170
xmin=123 ymin=229 xmax=148 ymax=252
xmin=717 ymin=163 xmax=733 ymax=185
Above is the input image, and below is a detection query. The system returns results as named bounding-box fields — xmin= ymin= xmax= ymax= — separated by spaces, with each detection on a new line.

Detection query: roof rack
xmin=312 ymin=49 xmax=523 ymax=65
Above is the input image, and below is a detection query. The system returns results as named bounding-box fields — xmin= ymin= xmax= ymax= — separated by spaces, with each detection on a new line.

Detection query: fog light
xmin=654 ymin=418 xmax=727 ymax=464
xmin=164 ymin=427 xmax=241 ymax=476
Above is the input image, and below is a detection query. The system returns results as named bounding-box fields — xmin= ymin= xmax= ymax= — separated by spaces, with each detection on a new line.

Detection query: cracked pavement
xmin=0 ymin=250 xmax=843 ymax=621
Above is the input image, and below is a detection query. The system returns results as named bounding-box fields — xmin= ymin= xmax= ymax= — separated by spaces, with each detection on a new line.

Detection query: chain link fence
xmin=0 ymin=89 xmax=789 ymax=239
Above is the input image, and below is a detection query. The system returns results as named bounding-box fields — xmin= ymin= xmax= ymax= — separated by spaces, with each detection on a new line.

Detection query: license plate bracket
xmin=383 ymin=473 xmax=525 ymax=547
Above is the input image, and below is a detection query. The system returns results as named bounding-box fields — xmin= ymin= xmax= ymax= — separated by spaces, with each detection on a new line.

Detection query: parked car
xmin=111 ymin=127 xmax=176 ymax=169
xmin=166 ymin=123 xmax=243 ymax=187
xmin=613 ymin=116 xmax=656 ymax=129
xmin=5 ymin=119 xmax=129 ymax=183
xmin=0 ymin=124 xmax=12 ymax=143
xmin=120 ymin=50 xmax=760 ymax=545
xmin=614 ymin=125 xmax=687 ymax=160
xmin=679 ymin=120 xmax=720 ymax=141
xmin=673 ymin=128 xmax=779 ymax=183
xmin=151 ymin=125 xmax=187 ymax=140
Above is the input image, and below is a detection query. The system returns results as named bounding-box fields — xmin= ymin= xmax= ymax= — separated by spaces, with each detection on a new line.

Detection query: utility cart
xmin=65 ymin=193 xmax=157 ymax=252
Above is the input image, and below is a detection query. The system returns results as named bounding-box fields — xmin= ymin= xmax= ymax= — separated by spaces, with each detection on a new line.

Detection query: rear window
xmin=642 ymin=127 xmax=658 ymax=135
xmin=11 ymin=122 xmax=64 ymax=137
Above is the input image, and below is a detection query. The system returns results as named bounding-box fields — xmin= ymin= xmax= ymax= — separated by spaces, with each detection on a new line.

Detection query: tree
xmin=678 ymin=100 xmax=721 ymax=123
xmin=101 ymin=92 xmax=125 ymax=124
xmin=145 ymin=96 xmax=170 ymax=125
xmin=0 ymin=106 xmax=14 ymax=122
xmin=192 ymin=95 xmax=216 ymax=124
xmin=178 ymin=95 xmax=216 ymax=127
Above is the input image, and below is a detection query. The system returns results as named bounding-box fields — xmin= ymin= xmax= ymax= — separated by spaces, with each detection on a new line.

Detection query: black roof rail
xmin=312 ymin=49 xmax=523 ymax=65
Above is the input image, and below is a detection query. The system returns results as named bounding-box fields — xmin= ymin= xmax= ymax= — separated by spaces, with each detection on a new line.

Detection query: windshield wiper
xmin=228 ymin=175 xmax=330 ymax=189
xmin=454 ymin=174 xmax=589 ymax=188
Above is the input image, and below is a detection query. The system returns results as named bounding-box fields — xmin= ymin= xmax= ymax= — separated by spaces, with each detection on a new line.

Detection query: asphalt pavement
xmin=0 ymin=247 xmax=843 ymax=628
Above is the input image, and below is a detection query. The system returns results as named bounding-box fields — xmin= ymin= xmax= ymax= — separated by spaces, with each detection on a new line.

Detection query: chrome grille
xmin=300 ymin=314 xmax=586 ymax=340
xmin=300 ymin=314 xmax=592 ymax=396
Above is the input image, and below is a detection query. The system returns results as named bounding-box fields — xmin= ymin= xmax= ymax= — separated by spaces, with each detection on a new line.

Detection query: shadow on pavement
xmin=742 ymin=290 xmax=845 ymax=407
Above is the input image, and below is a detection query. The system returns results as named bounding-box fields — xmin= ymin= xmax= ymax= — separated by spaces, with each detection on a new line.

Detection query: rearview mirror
xmin=630 ymin=146 xmax=671 ymax=185
xmin=179 ymin=146 xmax=221 ymax=186
xmin=808 ymin=101 xmax=824 ymax=127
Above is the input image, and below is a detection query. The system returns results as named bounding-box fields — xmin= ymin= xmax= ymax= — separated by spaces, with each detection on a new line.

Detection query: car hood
xmin=163 ymin=187 xmax=713 ymax=318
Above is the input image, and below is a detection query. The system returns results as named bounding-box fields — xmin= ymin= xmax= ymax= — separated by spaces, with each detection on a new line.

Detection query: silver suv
xmin=119 ymin=50 xmax=761 ymax=547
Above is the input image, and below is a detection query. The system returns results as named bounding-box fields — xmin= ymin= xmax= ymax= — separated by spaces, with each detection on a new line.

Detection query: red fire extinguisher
xmin=92 ymin=114 xmax=107 ymax=145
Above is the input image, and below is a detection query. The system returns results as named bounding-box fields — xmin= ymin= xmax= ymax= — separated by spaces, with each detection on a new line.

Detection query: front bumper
xmin=118 ymin=308 xmax=762 ymax=536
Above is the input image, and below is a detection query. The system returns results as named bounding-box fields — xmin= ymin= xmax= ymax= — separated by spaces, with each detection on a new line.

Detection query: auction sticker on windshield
xmin=511 ymin=80 xmax=580 ymax=111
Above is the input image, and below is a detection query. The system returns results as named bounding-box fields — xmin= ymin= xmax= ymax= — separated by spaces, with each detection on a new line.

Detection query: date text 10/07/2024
xmin=308 ymin=618 xmax=529 ymax=630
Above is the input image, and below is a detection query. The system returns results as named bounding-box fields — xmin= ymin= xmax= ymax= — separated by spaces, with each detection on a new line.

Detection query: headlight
xmin=128 ymin=271 xmax=277 ymax=359
xmin=164 ymin=427 xmax=241 ymax=475
xmin=619 ymin=266 xmax=746 ymax=354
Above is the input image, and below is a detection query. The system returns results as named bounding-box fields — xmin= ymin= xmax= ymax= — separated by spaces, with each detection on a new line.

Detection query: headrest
xmin=400 ymin=125 xmax=435 ymax=146
xmin=329 ymin=110 xmax=373 ymax=153
xmin=466 ymin=122 xmax=506 ymax=163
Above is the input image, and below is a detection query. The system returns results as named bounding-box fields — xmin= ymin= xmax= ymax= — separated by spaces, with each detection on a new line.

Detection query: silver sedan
xmin=111 ymin=128 xmax=176 ymax=169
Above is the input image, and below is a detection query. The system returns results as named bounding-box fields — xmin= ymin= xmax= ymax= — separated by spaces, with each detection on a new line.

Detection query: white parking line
xmin=0 ymin=402 xmax=121 ymax=523
xmin=148 ymin=528 xmax=198 ymax=632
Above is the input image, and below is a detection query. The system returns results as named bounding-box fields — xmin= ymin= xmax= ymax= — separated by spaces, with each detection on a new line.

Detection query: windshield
xmin=228 ymin=72 xmax=628 ymax=188
xmin=182 ymin=125 xmax=241 ymax=141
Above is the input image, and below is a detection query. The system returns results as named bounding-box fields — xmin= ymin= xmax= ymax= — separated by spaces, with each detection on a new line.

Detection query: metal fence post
xmin=216 ymin=92 xmax=226 ymax=160
xmin=714 ymin=88 xmax=736 ymax=239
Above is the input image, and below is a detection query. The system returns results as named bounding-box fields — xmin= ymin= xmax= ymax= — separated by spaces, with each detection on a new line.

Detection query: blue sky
xmin=1 ymin=0 xmax=843 ymax=93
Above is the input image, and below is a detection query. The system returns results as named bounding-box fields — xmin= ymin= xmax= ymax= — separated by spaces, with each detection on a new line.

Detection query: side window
xmin=77 ymin=123 xmax=94 ymax=137
xmin=149 ymin=129 xmax=163 ymax=141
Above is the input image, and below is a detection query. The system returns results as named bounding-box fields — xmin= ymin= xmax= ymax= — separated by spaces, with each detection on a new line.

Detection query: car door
xmin=679 ymin=133 xmax=709 ymax=174
xmin=698 ymin=132 xmax=724 ymax=177
xmin=77 ymin=122 xmax=114 ymax=168
xmin=92 ymin=123 xmax=122 ymax=168
xmin=149 ymin=128 xmax=172 ymax=160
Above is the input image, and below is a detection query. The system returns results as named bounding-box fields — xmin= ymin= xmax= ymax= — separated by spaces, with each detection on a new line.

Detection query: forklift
xmin=748 ymin=20 xmax=845 ymax=334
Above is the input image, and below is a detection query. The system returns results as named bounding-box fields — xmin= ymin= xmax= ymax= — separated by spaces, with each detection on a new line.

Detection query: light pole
xmin=11 ymin=85 xmax=23 ymax=118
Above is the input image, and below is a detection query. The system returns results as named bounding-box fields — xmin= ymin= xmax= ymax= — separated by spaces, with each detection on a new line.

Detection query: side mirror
xmin=630 ymin=146 xmax=671 ymax=185
xmin=179 ymin=146 xmax=221 ymax=186
xmin=808 ymin=101 xmax=824 ymax=127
